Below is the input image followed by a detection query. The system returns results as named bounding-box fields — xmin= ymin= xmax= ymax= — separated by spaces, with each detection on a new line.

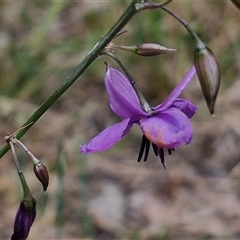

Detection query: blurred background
xmin=0 ymin=1 xmax=240 ymax=239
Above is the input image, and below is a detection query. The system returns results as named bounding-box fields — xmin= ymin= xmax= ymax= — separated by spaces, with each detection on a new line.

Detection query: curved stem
xmin=161 ymin=6 xmax=205 ymax=50
xmin=0 ymin=1 xmax=140 ymax=159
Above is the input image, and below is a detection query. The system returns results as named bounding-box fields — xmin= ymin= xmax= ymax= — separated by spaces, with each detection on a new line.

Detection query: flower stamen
xmin=137 ymin=136 xmax=168 ymax=169
xmin=157 ymin=147 xmax=166 ymax=170
xmin=151 ymin=143 xmax=159 ymax=156
xmin=144 ymin=138 xmax=150 ymax=162
xmin=137 ymin=135 xmax=147 ymax=162
xmin=167 ymin=148 xmax=175 ymax=155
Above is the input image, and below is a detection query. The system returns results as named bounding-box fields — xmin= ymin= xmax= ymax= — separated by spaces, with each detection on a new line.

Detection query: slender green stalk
xmin=9 ymin=140 xmax=33 ymax=197
xmin=0 ymin=1 xmax=140 ymax=159
xmin=9 ymin=141 xmax=22 ymax=174
xmin=161 ymin=6 xmax=205 ymax=50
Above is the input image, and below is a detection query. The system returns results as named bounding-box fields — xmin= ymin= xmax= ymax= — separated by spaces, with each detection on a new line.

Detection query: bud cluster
xmin=5 ymin=133 xmax=49 ymax=239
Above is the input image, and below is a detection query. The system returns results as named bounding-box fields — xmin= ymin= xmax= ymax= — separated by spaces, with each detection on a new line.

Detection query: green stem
xmin=0 ymin=1 xmax=140 ymax=159
xmin=161 ymin=6 xmax=206 ymax=50
xmin=19 ymin=171 xmax=33 ymax=199
xmin=9 ymin=141 xmax=22 ymax=174
xmin=9 ymin=140 xmax=32 ymax=198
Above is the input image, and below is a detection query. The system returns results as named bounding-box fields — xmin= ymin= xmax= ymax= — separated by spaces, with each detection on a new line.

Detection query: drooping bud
xmin=183 ymin=24 xmax=221 ymax=115
xmin=194 ymin=46 xmax=221 ymax=115
xmin=230 ymin=0 xmax=240 ymax=10
xmin=11 ymin=197 xmax=36 ymax=240
xmin=34 ymin=163 xmax=49 ymax=191
xmin=115 ymin=43 xmax=176 ymax=56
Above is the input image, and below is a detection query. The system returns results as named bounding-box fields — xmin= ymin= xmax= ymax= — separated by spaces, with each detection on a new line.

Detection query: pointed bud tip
xmin=34 ymin=163 xmax=49 ymax=191
xmin=207 ymin=100 xmax=216 ymax=116
xmin=209 ymin=109 xmax=215 ymax=116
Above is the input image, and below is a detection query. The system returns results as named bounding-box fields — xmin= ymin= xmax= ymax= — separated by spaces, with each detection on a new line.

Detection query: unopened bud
xmin=183 ymin=22 xmax=221 ymax=114
xmin=194 ymin=46 xmax=221 ymax=115
xmin=230 ymin=0 xmax=240 ymax=10
xmin=11 ymin=197 xmax=36 ymax=240
xmin=116 ymin=43 xmax=176 ymax=56
xmin=34 ymin=163 xmax=49 ymax=191
xmin=135 ymin=43 xmax=176 ymax=56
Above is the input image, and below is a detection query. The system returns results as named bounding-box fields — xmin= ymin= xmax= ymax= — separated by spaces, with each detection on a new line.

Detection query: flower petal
xmin=139 ymin=107 xmax=193 ymax=148
xmin=157 ymin=66 xmax=196 ymax=112
xmin=172 ymin=98 xmax=197 ymax=118
xmin=80 ymin=118 xmax=133 ymax=153
xmin=105 ymin=66 xmax=147 ymax=118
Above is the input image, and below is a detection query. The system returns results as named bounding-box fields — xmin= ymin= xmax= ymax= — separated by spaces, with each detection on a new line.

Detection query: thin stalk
xmin=14 ymin=138 xmax=41 ymax=166
xmin=161 ymin=6 xmax=205 ymax=50
xmin=9 ymin=141 xmax=22 ymax=174
xmin=0 ymin=1 xmax=140 ymax=159
xmin=9 ymin=140 xmax=32 ymax=197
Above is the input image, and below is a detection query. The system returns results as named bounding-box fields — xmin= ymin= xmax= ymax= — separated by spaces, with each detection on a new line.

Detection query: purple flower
xmin=80 ymin=65 xmax=197 ymax=168
xmin=11 ymin=197 xmax=36 ymax=240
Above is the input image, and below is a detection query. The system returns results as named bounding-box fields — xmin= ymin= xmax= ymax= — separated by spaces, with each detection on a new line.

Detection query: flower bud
xmin=34 ymin=163 xmax=49 ymax=191
xmin=11 ymin=197 xmax=36 ymax=240
xmin=183 ymin=23 xmax=221 ymax=114
xmin=135 ymin=43 xmax=176 ymax=56
xmin=116 ymin=43 xmax=176 ymax=56
xmin=230 ymin=0 xmax=240 ymax=10
xmin=194 ymin=46 xmax=221 ymax=115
